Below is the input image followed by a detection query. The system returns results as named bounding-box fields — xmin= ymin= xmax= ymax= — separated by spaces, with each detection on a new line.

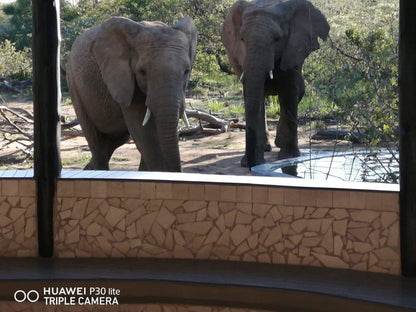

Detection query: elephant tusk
xmin=142 ymin=107 xmax=151 ymax=126
xmin=239 ymin=72 xmax=244 ymax=82
xmin=182 ymin=111 xmax=190 ymax=128
xmin=269 ymin=70 xmax=274 ymax=79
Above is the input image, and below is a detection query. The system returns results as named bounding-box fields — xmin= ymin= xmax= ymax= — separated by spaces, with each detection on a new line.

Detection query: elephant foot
xmin=240 ymin=154 xmax=266 ymax=169
xmin=264 ymin=143 xmax=272 ymax=152
xmin=282 ymin=165 xmax=298 ymax=177
xmin=84 ymin=161 xmax=95 ymax=170
xmin=277 ymin=147 xmax=301 ymax=160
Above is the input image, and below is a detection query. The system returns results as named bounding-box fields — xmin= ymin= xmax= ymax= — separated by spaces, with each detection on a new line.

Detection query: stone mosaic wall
xmin=55 ymin=180 xmax=401 ymax=274
xmin=0 ymin=303 xmax=272 ymax=312
xmin=0 ymin=179 xmax=37 ymax=257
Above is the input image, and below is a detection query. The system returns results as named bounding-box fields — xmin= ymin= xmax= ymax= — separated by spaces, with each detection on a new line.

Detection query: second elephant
xmin=67 ymin=17 xmax=197 ymax=172
xmin=222 ymin=0 xmax=329 ymax=169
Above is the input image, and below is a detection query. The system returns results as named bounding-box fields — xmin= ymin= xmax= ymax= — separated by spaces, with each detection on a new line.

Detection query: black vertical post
xmin=399 ymin=0 xmax=416 ymax=276
xmin=32 ymin=0 xmax=61 ymax=257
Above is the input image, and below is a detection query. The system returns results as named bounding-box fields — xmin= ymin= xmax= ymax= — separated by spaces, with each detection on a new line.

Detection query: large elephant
xmin=222 ymin=0 xmax=329 ymax=169
xmin=67 ymin=17 xmax=197 ymax=171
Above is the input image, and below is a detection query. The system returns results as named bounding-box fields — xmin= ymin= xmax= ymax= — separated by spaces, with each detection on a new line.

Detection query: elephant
xmin=66 ymin=16 xmax=197 ymax=172
xmin=221 ymin=0 xmax=329 ymax=169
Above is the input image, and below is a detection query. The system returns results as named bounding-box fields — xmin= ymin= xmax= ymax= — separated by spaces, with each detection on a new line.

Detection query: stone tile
xmin=204 ymin=226 xmax=221 ymax=245
xmin=321 ymin=218 xmax=333 ymax=234
xmin=349 ymin=191 xmax=366 ymax=209
xmin=107 ymin=181 xmax=124 ymax=197
xmin=230 ymin=224 xmax=251 ymax=246
xmin=224 ymin=210 xmax=237 ymax=228
xmin=267 ymin=187 xmax=283 ymax=204
xmin=57 ymin=180 xmax=74 ymax=197
xmin=217 ymin=229 xmax=230 ymax=246
xmin=19 ymin=180 xmax=36 ymax=196
xmin=380 ymin=193 xmax=399 ymax=212
xmin=236 ymin=185 xmax=252 ymax=203
xmin=348 ymin=227 xmax=373 ymax=242
xmin=151 ymin=222 xmax=165 ymax=245
xmin=288 ymin=234 xmax=303 ymax=246
xmin=312 ymin=253 xmax=349 ymax=269
xmin=252 ymin=186 xmax=269 ymax=204
xmin=71 ymin=199 xmax=88 ymax=220
xmin=86 ymin=222 xmax=101 ymax=236
xmin=163 ymin=200 xmax=184 ymax=212
xmin=387 ymin=221 xmax=399 ymax=248
xmin=263 ymin=226 xmax=283 ymax=247
xmin=123 ymin=181 xmax=141 ymax=198
xmin=353 ymin=242 xmax=375 ymax=253
xmin=299 ymin=189 xmax=317 ymax=206
xmin=66 ymin=225 xmax=80 ymax=244
xmin=350 ymin=210 xmax=379 ymax=223
xmin=253 ymin=204 xmax=271 ymax=218
xmin=234 ymin=241 xmax=250 ymax=256
xmin=176 ymin=221 xmax=213 ymax=235
xmin=188 ymin=184 xmax=205 ymax=201
xmin=381 ymin=212 xmax=397 ymax=229
xmin=156 ymin=183 xmax=173 ymax=199
xmin=204 ymin=184 xmax=221 ymax=201
xmin=174 ymin=245 xmax=193 ymax=258
xmin=365 ymin=192 xmax=383 ymax=211
xmin=333 ymin=191 xmax=350 ymax=208
xmin=328 ymin=208 xmax=349 ymax=220
xmin=236 ymin=212 xmax=254 ymax=225
xmin=284 ymin=188 xmax=301 ymax=206
xmin=141 ymin=182 xmax=156 ymax=199
xmin=196 ymin=209 xmax=207 ymax=222
xmin=302 ymin=236 xmax=322 ymax=247
xmin=156 ymin=208 xmax=176 ymax=230
xmin=220 ymin=185 xmax=237 ymax=202
xmin=311 ymin=208 xmax=329 ymax=219
xmin=173 ymin=230 xmax=186 ymax=246
xmin=207 ymin=202 xmax=219 ymax=219
xmin=183 ymin=201 xmax=206 ymax=212
xmin=291 ymin=219 xmax=307 ymax=234
xmin=321 ymin=227 xmax=333 ymax=253
xmin=90 ymin=181 xmax=107 ymax=198
xmin=172 ymin=183 xmax=189 ymax=200
xmin=333 ymin=235 xmax=343 ymax=256
xmin=316 ymin=190 xmax=333 ymax=208
xmin=137 ymin=212 xmax=158 ymax=235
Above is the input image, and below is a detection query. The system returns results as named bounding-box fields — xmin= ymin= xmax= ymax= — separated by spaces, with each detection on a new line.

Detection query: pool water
xmin=252 ymin=149 xmax=399 ymax=183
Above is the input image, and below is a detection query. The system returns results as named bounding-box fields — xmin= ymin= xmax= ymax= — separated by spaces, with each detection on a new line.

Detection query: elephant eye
xmin=274 ymin=37 xmax=280 ymax=42
xmin=184 ymin=69 xmax=190 ymax=76
xmin=139 ymin=68 xmax=146 ymax=76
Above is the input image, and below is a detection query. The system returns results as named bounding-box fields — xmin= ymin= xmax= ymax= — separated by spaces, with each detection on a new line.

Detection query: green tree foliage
xmin=1 ymin=0 xmax=32 ymax=50
xmin=303 ymin=1 xmax=399 ymax=148
xmin=0 ymin=0 xmax=399 ymax=150
xmin=0 ymin=39 xmax=31 ymax=80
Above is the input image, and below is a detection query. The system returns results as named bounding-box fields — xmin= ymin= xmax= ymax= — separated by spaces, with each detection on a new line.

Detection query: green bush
xmin=0 ymin=39 xmax=31 ymax=80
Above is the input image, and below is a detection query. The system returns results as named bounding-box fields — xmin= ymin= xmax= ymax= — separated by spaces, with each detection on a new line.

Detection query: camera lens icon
xmin=14 ymin=290 xmax=40 ymax=303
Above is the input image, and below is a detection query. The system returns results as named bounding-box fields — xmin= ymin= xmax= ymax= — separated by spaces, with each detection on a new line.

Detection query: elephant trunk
xmin=243 ymin=47 xmax=273 ymax=168
xmin=147 ymin=85 xmax=182 ymax=172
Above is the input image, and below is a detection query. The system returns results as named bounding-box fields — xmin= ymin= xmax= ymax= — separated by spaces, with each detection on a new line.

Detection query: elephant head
xmin=67 ymin=17 xmax=197 ymax=171
xmin=222 ymin=0 xmax=329 ymax=169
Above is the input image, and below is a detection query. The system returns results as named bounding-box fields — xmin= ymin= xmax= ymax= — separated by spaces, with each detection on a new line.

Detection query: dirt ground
xmin=0 ymin=98 xmax=347 ymax=175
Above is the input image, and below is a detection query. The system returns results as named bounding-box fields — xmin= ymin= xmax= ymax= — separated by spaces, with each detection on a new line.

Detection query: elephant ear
xmin=221 ymin=1 xmax=249 ymax=77
xmin=279 ymin=0 xmax=330 ymax=71
xmin=92 ymin=17 xmax=142 ymax=108
xmin=173 ymin=17 xmax=198 ymax=66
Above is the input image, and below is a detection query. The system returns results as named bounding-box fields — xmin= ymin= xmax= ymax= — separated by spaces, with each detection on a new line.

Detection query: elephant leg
xmin=275 ymin=69 xmax=304 ymax=159
xmin=84 ymin=130 xmax=130 ymax=170
xmin=264 ymin=108 xmax=271 ymax=152
xmin=74 ymin=102 xmax=129 ymax=170
xmin=121 ymin=104 xmax=165 ymax=171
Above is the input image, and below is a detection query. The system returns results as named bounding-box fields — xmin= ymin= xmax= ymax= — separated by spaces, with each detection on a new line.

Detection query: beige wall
xmin=0 ymin=179 xmax=37 ymax=257
xmin=55 ymin=179 xmax=400 ymax=274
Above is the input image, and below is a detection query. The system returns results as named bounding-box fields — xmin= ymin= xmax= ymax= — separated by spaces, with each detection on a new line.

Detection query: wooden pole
xmin=32 ymin=0 xmax=61 ymax=257
xmin=399 ymin=0 xmax=416 ymax=276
